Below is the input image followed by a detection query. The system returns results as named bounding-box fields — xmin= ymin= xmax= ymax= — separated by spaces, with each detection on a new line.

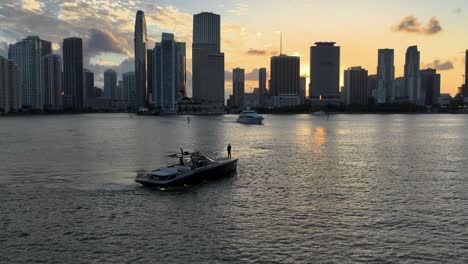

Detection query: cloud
xmin=0 ymin=42 xmax=9 ymax=57
xmin=392 ymin=16 xmax=442 ymax=35
xmin=247 ymin=49 xmax=267 ymax=55
xmin=245 ymin=68 xmax=259 ymax=80
xmin=453 ymin=8 xmax=462 ymax=14
xmin=424 ymin=60 xmax=454 ymax=71
xmin=84 ymin=28 xmax=128 ymax=57
xmin=21 ymin=0 xmax=44 ymax=13
xmin=228 ymin=4 xmax=249 ymax=16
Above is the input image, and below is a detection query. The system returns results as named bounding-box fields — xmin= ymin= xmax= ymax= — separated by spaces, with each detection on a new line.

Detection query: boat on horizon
xmin=237 ymin=110 xmax=264 ymax=125
xmin=135 ymin=151 xmax=238 ymax=188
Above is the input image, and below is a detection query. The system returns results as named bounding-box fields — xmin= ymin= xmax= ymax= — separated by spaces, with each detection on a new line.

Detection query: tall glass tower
xmin=134 ymin=10 xmax=148 ymax=109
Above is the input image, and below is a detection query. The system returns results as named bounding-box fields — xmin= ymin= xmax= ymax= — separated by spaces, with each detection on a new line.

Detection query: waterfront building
xmin=404 ymin=45 xmax=421 ymax=104
xmin=9 ymin=36 xmax=52 ymax=109
xmin=84 ymin=69 xmax=94 ymax=101
xmin=310 ymin=42 xmax=340 ymax=104
xmin=104 ymin=69 xmax=117 ymax=100
xmin=420 ymin=68 xmax=441 ymax=106
xmin=192 ymin=12 xmax=225 ymax=112
xmin=63 ymin=37 xmax=84 ymax=109
xmin=42 ymin=54 xmax=62 ymax=110
xmin=134 ymin=10 xmax=148 ymax=108
xmin=299 ymin=77 xmax=306 ymax=104
xmin=344 ymin=67 xmax=369 ymax=105
xmin=259 ymin=68 xmax=267 ymax=106
xmin=0 ymin=56 xmax=21 ymax=112
xmin=393 ymin=77 xmax=406 ymax=100
xmin=147 ymin=49 xmax=154 ymax=102
xmin=376 ymin=49 xmax=395 ymax=103
xmin=123 ymin=72 xmax=135 ymax=105
xmin=368 ymin=74 xmax=378 ymax=101
xmin=233 ymin=68 xmax=245 ymax=108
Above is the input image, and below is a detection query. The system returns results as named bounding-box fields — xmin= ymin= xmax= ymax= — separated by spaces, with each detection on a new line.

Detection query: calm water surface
xmin=1 ymin=114 xmax=468 ymax=263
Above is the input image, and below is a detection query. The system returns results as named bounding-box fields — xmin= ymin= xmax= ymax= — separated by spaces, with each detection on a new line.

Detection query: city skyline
xmin=0 ymin=0 xmax=467 ymax=97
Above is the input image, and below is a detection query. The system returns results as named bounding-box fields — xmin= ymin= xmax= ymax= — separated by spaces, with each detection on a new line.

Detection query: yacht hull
xmin=237 ymin=117 xmax=263 ymax=125
xmin=136 ymin=159 xmax=238 ymax=187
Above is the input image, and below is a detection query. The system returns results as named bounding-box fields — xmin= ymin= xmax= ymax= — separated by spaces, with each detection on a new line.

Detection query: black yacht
xmin=135 ymin=151 xmax=238 ymax=188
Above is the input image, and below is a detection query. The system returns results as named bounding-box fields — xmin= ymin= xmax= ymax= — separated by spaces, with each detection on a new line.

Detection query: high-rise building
xmin=271 ymin=55 xmax=300 ymax=96
xmin=420 ymin=68 xmax=441 ymax=106
xmin=84 ymin=69 xmax=94 ymax=101
xmin=63 ymin=37 xmax=84 ymax=109
xmin=147 ymin=49 xmax=154 ymax=102
xmin=376 ymin=49 xmax=395 ymax=103
xmin=193 ymin=12 xmax=221 ymax=51
xmin=192 ymin=12 xmax=225 ymax=112
xmin=465 ymin=50 xmax=468 ymax=87
xmin=0 ymin=56 xmax=21 ymax=112
xmin=310 ymin=42 xmax=340 ymax=101
xmin=368 ymin=74 xmax=378 ymax=101
xmin=123 ymin=72 xmax=135 ymax=103
xmin=134 ymin=10 xmax=148 ymax=108
xmin=176 ymin=42 xmax=187 ymax=97
xmin=117 ymin=80 xmax=124 ymax=100
xmin=40 ymin=40 xmax=52 ymax=57
xmin=104 ymin=69 xmax=117 ymax=100
xmin=393 ymin=77 xmax=405 ymax=100
xmin=299 ymin=77 xmax=306 ymax=104
xmin=159 ymin=33 xmax=177 ymax=111
xmin=404 ymin=45 xmax=421 ymax=104
xmin=152 ymin=33 xmax=187 ymax=112
xmin=270 ymin=54 xmax=300 ymax=107
xmin=9 ymin=36 xmax=52 ymax=109
xmin=259 ymin=68 xmax=267 ymax=106
xmin=344 ymin=67 xmax=369 ymax=105
xmin=465 ymin=49 xmax=467 ymax=87
xmin=42 ymin=54 xmax=62 ymax=110
xmin=232 ymin=68 xmax=245 ymax=108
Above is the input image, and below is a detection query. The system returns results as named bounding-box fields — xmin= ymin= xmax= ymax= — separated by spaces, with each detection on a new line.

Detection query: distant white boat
xmin=237 ymin=110 xmax=264 ymax=125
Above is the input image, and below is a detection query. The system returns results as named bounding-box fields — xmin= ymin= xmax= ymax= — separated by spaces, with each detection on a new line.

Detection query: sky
xmin=0 ymin=0 xmax=467 ymax=96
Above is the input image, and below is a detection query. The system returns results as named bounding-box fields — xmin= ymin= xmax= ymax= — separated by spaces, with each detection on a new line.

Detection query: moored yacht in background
xmin=237 ymin=110 xmax=264 ymax=125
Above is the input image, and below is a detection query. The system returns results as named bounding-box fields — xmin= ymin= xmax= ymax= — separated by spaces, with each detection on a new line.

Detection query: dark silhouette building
xmin=134 ymin=10 xmax=148 ymax=108
xmin=310 ymin=42 xmax=340 ymax=102
xmin=192 ymin=12 xmax=225 ymax=112
xmin=147 ymin=49 xmax=154 ymax=103
xmin=63 ymin=37 xmax=84 ymax=109
xmin=420 ymin=68 xmax=441 ymax=106
xmin=232 ymin=68 xmax=245 ymax=108
xmin=344 ymin=67 xmax=369 ymax=105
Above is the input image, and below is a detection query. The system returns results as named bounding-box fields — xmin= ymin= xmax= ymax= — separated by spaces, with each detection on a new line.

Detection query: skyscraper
xmin=153 ymin=33 xmax=187 ymax=111
xmin=104 ymin=69 xmax=117 ymax=100
xmin=147 ymin=48 xmax=154 ymax=102
xmin=63 ymin=37 xmax=84 ymax=109
xmin=134 ymin=10 xmax=148 ymax=108
xmin=393 ymin=77 xmax=405 ymax=100
xmin=310 ymin=42 xmax=340 ymax=101
xmin=376 ymin=49 xmax=395 ymax=103
xmin=368 ymin=74 xmax=378 ymax=101
xmin=193 ymin=12 xmax=221 ymax=51
xmin=123 ymin=72 xmax=135 ymax=103
xmin=84 ymin=69 xmax=94 ymax=101
xmin=42 ymin=54 xmax=62 ymax=110
xmin=9 ymin=36 xmax=52 ymax=109
xmin=344 ymin=67 xmax=369 ymax=105
xmin=259 ymin=68 xmax=267 ymax=105
xmin=271 ymin=55 xmax=300 ymax=96
xmin=404 ymin=46 xmax=421 ymax=104
xmin=420 ymin=68 xmax=441 ymax=106
xmin=192 ymin=12 xmax=225 ymax=112
xmin=465 ymin=49 xmax=467 ymax=87
xmin=299 ymin=77 xmax=306 ymax=104
xmin=270 ymin=54 xmax=300 ymax=107
xmin=0 ymin=56 xmax=21 ymax=112
xmin=233 ymin=68 xmax=245 ymax=108
xmin=176 ymin=42 xmax=187 ymax=97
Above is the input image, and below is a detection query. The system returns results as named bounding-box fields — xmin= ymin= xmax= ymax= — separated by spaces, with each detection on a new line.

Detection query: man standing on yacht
xmin=227 ymin=144 xmax=232 ymax=159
